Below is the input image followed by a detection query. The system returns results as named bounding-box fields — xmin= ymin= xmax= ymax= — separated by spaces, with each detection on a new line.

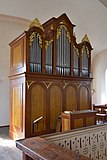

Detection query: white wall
xmin=92 ymin=49 xmax=107 ymax=105
xmin=0 ymin=14 xmax=30 ymax=126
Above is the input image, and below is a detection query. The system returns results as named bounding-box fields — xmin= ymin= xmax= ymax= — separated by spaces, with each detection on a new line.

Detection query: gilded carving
xmin=45 ymin=39 xmax=53 ymax=50
xmin=57 ymin=24 xmax=71 ymax=43
xmin=63 ymin=83 xmax=69 ymax=89
xmin=29 ymin=32 xmax=42 ymax=48
xmin=42 ymin=81 xmax=53 ymax=89
xmin=81 ymin=34 xmax=91 ymax=45
xmin=26 ymin=81 xmax=35 ymax=90
xmin=29 ymin=18 xmax=44 ymax=31
xmin=37 ymin=33 xmax=42 ymax=48
xmin=73 ymin=45 xmax=79 ymax=57
xmin=29 ymin=32 xmax=36 ymax=46
xmin=81 ymin=45 xmax=89 ymax=57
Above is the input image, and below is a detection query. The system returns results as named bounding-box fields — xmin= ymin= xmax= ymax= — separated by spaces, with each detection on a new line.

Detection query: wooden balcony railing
xmin=16 ymin=124 xmax=107 ymax=160
xmin=43 ymin=124 xmax=107 ymax=160
xmin=16 ymin=136 xmax=91 ymax=160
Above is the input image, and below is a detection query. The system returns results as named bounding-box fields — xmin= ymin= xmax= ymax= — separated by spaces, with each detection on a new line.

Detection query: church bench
xmin=93 ymin=104 xmax=107 ymax=122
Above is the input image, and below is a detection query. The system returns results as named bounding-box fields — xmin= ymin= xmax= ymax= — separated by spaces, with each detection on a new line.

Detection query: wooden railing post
xmin=23 ymin=153 xmax=33 ymax=160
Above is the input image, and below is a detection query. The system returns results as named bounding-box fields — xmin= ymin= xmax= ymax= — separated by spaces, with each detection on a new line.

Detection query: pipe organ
xmin=9 ymin=13 xmax=93 ymax=140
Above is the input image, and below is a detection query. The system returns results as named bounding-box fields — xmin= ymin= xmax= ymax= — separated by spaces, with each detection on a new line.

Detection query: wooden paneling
xmin=10 ymin=33 xmax=26 ymax=75
xmin=65 ymin=85 xmax=77 ymax=111
xmin=9 ymin=76 xmax=25 ymax=140
xmin=12 ymin=44 xmax=23 ymax=68
xmin=31 ymin=85 xmax=46 ymax=132
xmin=50 ymin=85 xmax=62 ymax=129
xmin=74 ymin=118 xmax=83 ymax=128
xmin=62 ymin=118 xmax=70 ymax=131
xmin=79 ymin=85 xmax=90 ymax=110
xmin=86 ymin=117 xmax=95 ymax=126
xmin=12 ymin=86 xmax=22 ymax=128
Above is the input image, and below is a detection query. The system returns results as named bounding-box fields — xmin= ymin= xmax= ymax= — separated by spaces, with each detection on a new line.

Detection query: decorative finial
xmin=29 ymin=18 xmax=44 ymax=31
xmin=81 ymin=34 xmax=91 ymax=44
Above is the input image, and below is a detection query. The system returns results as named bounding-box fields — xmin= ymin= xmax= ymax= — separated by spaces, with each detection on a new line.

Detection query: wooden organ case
xmin=9 ymin=13 xmax=93 ymax=140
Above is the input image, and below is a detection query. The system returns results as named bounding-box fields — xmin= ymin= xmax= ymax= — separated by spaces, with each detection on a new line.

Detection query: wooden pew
xmin=93 ymin=104 xmax=107 ymax=122
xmin=16 ymin=137 xmax=91 ymax=160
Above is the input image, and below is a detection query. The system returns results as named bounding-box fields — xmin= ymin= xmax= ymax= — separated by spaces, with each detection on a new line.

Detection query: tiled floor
xmin=0 ymin=127 xmax=22 ymax=160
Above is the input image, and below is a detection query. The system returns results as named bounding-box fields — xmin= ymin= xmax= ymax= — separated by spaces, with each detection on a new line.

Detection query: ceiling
xmin=0 ymin=0 xmax=107 ymax=57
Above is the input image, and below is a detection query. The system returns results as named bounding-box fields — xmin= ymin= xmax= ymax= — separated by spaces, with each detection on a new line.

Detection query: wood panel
xmin=12 ymin=44 xmax=23 ymax=68
xmin=12 ymin=86 xmax=22 ymax=128
xmin=9 ymin=76 xmax=25 ymax=140
xmin=74 ymin=118 xmax=83 ymax=128
xmin=65 ymin=85 xmax=77 ymax=111
xmin=10 ymin=32 xmax=26 ymax=76
xmin=62 ymin=118 xmax=70 ymax=131
xmin=86 ymin=117 xmax=95 ymax=126
xmin=31 ymin=85 xmax=46 ymax=132
xmin=79 ymin=85 xmax=90 ymax=110
xmin=50 ymin=85 xmax=62 ymax=129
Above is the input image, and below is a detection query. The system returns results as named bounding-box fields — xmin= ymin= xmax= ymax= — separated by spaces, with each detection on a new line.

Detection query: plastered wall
xmin=0 ymin=14 xmax=30 ymax=126
xmin=92 ymin=49 xmax=107 ymax=104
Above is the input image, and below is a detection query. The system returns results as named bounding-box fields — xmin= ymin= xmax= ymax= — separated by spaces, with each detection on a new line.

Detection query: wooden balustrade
xmin=16 ymin=124 xmax=107 ymax=160
xmin=16 ymin=136 xmax=91 ymax=160
xmin=42 ymin=124 xmax=107 ymax=160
